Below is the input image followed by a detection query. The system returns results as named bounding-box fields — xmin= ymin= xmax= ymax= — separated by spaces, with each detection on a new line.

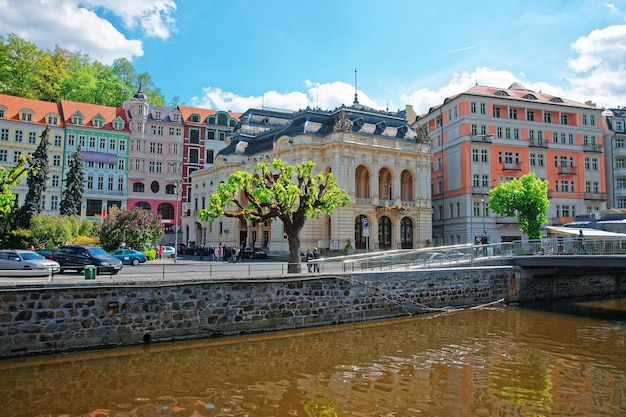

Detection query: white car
xmin=160 ymin=246 xmax=176 ymax=258
xmin=0 ymin=250 xmax=61 ymax=275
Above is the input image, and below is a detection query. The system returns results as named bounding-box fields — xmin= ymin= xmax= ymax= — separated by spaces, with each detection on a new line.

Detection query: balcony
xmin=583 ymin=144 xmax=603 ymax=153
xmin=584 ymin=192 xmax=606 ymax=201
xmin=471 ymin=134 xmax=493 ymax=143
xmin=502 ymin=162 xmax=522 ymax=171
xmin=529 ymin=139 xmax=548 ymax=148
xmin=558 ymin=165 xmax=577 ymax=175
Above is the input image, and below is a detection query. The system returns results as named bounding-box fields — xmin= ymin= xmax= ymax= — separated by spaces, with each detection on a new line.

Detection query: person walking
xmin=158 ymin=245 xmax=163 ymax=259
xmin=239 ymin=243 xmax=245 ymax=262
xmin=306 ymin=248 xmax=314 ymax=273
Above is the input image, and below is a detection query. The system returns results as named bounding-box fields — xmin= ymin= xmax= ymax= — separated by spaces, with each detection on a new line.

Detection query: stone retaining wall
xmin=0 ymin=266 xmax=624 ymax=358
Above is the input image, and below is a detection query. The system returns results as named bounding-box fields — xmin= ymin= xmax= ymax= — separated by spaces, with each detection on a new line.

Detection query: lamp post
xmin=481 ymin=198 xmax=486 ymax=234
xmin=174 ymin=178 xmax=180 ymax=263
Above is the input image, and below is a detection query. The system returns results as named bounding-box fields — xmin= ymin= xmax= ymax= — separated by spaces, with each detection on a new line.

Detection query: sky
xmin=1 ymin=0 xmax=626 ymax=115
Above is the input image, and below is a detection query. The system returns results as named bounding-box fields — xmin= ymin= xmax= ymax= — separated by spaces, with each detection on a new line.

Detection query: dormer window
xmin=154 ymin=111 xmax=162 ymax=119
xmin=523 ymin=94 xmax=537 ymax=100
xmin=20 ymin=112 xmax=32 ymax=122
xmin=93 ymin=119 xmax=104 ymax=128
xmin=71 ymin=115 xmax=84 ymax=125
xmin=112 ymin=119 xmax=124 ymax=130
xmin=495 ymin=91 xmax=509 ymax=96
xmin=0 ymin=108 xmax=5 ymax=119
xmin=172 ymin=113 xmax=180 ymax=122
xmin=190 ymin=114 xmax=200 ymax=122
xmin=47 ymin=115 xmax=58 ymax=125
xmin=551 ymin=97 xmax=564 ymax=103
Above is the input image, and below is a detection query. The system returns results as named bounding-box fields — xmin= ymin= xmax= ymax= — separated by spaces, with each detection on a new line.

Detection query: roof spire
xmin=353 ymin=68 xmax=359 ymax=104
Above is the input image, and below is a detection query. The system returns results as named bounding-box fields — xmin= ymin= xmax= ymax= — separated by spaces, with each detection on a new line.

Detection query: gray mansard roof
xmin=218 ymin=104 xmax=416 ymax=157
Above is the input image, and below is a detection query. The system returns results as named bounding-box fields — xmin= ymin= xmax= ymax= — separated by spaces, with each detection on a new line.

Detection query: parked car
xmin=445 ymin=249 xmax=469 ymax=260
xmin=34 ymin=248 xmax=55 ymax=259
xmin=0 ymin=250 xmax=60 ymax=275
xmin=52 ymin=245 xmax=123 ymax=274
xmin=244 ymin=246 xmax=268 ymax=259
xmin=160 ymin=246 xmax=176 ymax=258
xmin=415 ymin=252 xmax=448 ymax=265
xmin=111 ymin=249 xmax=147 ymax=266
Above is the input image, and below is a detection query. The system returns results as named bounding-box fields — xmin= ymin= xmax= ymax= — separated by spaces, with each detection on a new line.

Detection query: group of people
xmin=156 ymin=243 xmax=249 ymax=262
xmin=305 ymin=247 xmax=320 ymax=273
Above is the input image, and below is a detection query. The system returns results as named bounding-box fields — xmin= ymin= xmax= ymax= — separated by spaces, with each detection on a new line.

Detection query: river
xmin=0 ymin=297 xmax=625 ymax=417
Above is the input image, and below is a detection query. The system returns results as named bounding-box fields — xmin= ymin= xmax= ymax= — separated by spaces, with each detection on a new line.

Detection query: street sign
xmin=362 ymin=217 xmax=369 ymax=237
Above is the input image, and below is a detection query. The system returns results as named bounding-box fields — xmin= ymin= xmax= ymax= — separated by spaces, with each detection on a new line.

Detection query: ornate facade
xmin=184 ymin=103 xmax=432 ymax=255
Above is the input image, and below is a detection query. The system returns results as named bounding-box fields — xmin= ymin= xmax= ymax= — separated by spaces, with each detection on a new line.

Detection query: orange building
xmin=415 ymin=83 xmax=605 ymax=245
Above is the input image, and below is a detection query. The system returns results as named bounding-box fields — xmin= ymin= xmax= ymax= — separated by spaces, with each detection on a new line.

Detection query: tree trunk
xmin=287 ymin=233 xmax=302 ymax=273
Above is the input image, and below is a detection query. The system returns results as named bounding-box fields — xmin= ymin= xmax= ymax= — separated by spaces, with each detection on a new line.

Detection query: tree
xmin=99 ymin=206 xmax=164 ymax=252
xmin=198 ymin=159 xmax=350 ymax=273
xmin=59 ymin=147 xmax=84 ymax=216
xmin=0 ymin=154 xmax=30 ymax=216
xmin=20 ymin=126 xmax=50 ymax=227
xmin=488 ymin=172 xmax=549 ymax=240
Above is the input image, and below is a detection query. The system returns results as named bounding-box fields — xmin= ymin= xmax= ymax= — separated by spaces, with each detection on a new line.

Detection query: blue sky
xmin=1 ymin=0 xmax=625 ymax=114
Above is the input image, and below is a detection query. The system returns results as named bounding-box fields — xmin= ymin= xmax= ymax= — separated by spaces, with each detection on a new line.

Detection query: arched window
xmin=400 ymin=217 xmax=413 ymax=249
xmin=133 ymin=182 xmax=144 ymax=193
xmin=134 ymin=201 xmax=151 ymax=210
xmin=355 ymin=165 xmax=370 ymax=199
xmin=400 ymin=170 xmax=414 ymax=201
xmin=354 ymin=215 xmax=368 ymax=250
xmin=378 ymin=216 xmax=392 ymax=250
xmin=217 ymin=113 xmax=228 ymax=126
xmin=158 ymin=202 xmax=175 ymax=219
xmin=378 ymin=168 xmax=392 ymax=200
xmin=165 ymin=184 xmax=176 ymax=194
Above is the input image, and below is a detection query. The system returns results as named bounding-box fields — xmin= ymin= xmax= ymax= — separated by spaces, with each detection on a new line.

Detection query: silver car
xmin=0 ymin=250 xmax=61 ymax=275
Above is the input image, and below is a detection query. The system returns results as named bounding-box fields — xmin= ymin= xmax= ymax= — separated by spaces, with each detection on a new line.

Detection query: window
xmin=28 ymin=132 xmax=36 ymax=144
xmin=471 ymin=102 xmax=477 ymax=113
xmin=93 ymin=118 xmax=104 ymax=128
xmin=472 ymin=149 xmax=479 ymax=162
xmin=108 ymin=177 xmax=114 ymax=191
xmin=51 ymin=175 xmax=60 ymax=187
xmin=480 ymin=125 xmax=487 ymax=135
xmin=505 ymin=128 xmax=511 ymax=139
xmin=0 ymin=149 xmax=6 ymax=161
xmin=13 ymin=151 xmax=21 ymax=162
xmin=481 ymin=150 xmax=488 ymax=162
xmin=529 ymin=129 xmax=535 ymax=140
xmin=473 ymin=174 xmax=480 ymax=187
xmin=509 ymin=108 xmax=518 ymax=119
xmin=560 ymin=114 xmax=568 ymax=125
xmin=206 ymin=149 xmax=214 ymax=164
xmin=99 ymin=137 xmax=106 ymax=150
xmin=14 ymin=130 xmax=23 ymax=142
xmin=71 ymin=115 xmax=84 ymax=125
xmin=471 ymin=124 xmax=478 ymax=136
xmin=87 ymin=174 xmax=94 ymax=190
xmin=590 ymin=115 xmax=596 ymax=126
xmin=513 ymin=128 xmax=520 ymax=140
xmin=148 ymin=161 xmax=162 ymax=173
xmin=544 ymin=112 xmax=552 ymax=123
xmin=496 ymin=126 xmax=503 ymax=138
xmin=493 ymin=107 xmax=501 ymax=118
xmin=89 ymin=136 xmax=96 ymax=149
xmin=133 ymin=182 xmax=145 ymax=192
xmin=50 ymin=195 xmax=58 ymax=211
xmin=21 ymin=112 xmax=32 ymax=122
xmin=1 ymin=128 xmax=8 ymax=141
xmin=97 ymin=176 xmax=104 ymax=190
xmin=54 ymin=135 xmax=62 ymax=147
xmin=530 ymin=153 xmax=536 ymax=166
xmin=117 ymin=159 xmax=125 ymax=170
xmin=568 ymin=134 xmax=574 ymax=144
xmin=189 ymin=129 xmax=200 ymax=144
xmin=480 ymin=103 xmax=486 ymax=115
xmin=149 ymin=142 xmax=163 ymax=154
xmin=109 ymin=138 xmax=116 ymax=151
xmin=119 ymin=140 xmax=126 ymax=152
xmin=48 ymin=116 xmax=58 ymax=125
xmin=118 ymin=177 xmax=124 ymax=191
xmin=172 ymin=113 xmax=180 ymax=122
xmin=582 ymin=114 xmax=588 ymax=125
xmin=208 ymin=130 xmax=215 ymax=140
xmin=526 ymin=110 xmax=534 ymax=121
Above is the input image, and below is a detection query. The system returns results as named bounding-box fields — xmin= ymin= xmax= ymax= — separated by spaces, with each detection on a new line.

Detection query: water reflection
xmin=1 ymin=302 xmax=625 ymax=416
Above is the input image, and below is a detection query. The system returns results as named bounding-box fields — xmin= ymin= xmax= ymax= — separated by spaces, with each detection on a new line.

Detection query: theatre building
xmin=184 ymin=100 xmax=432 ymax=255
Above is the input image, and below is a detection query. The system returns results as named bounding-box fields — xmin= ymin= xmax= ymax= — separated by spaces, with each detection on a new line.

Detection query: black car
xmin=52 ymin=245 xmax=123 ymax=274
xmin=244 ymin=247 xmax=268 ymax=259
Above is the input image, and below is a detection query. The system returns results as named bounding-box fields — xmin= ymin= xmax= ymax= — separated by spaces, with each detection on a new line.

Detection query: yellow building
xmin=184 ymin=101 xmax=432 ymax=255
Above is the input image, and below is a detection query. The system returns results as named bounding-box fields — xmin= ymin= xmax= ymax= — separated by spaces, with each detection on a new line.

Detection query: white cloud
xmin=0 ymin=0 xmax=176 ymax=64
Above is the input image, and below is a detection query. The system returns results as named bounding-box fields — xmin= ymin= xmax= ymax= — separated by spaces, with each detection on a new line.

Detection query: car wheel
xmin=132 ymin=258 xmax=140 ymax=266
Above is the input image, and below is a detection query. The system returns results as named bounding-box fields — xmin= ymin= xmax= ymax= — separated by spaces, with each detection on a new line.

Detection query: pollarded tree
xmin=20 ymin=126 xmax=50 ymax=227
xmin=198 ymin=159 xmax=350 ymax=273
xmin=488 ymin=172 xmax=549 ymax=240
xmin=99 ymin=206 xmax=164 ymax=252
xmin=60 ymin=146 xmax=84 ymax=217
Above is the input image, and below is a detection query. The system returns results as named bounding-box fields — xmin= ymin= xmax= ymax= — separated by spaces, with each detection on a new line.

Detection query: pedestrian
xmin=224 ymin=245 xmax=232 ymax=262
xmin=208 ymin=245 xmax=215 ymax=261
xmin=312 ymin=247 xmax=320 ymax=272
xmin=306 ymin=248 xmax=314 ymax=272
xmin=239 ymin=243 xmax=245 ymax=262
xmin=29 ymin=245 xmax=35 ymax=251
xmin=577 ymin=230 xmax=586 ymax=254
xmin=233 ymin=245 xmax=240 ymax=263
xmin=158 ymin=245 xmax=163 ymax=259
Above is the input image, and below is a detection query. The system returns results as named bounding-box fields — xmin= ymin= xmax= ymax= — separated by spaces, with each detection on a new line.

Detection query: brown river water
xmin=0 ymin=298 xmax=625 ymax=417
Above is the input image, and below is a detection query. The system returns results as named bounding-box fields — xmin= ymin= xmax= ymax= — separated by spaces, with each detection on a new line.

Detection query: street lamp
xmin=481 ymin=198 xmax=486 ymax=234
xmin=174 ymin=178 xmax=180 ymax=263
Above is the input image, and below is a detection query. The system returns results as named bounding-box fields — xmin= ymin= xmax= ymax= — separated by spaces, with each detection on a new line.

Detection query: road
xmin=0 ymin=256 xmax=302 ymax=287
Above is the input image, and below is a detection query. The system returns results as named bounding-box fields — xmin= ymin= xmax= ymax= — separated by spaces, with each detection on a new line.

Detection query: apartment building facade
xmin=184 ymin=102 xmax=432 ymax=254
xmin=602 ymin=107 xmax=626 ymax=209
xmin=416 ymin=83 xmax=606 ymax=245
xmin=0 ymin=94 xmax=66 ymax=215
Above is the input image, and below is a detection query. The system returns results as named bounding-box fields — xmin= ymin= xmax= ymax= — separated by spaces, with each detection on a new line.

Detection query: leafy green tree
xmin=488 ymin=172 xmax=549 ymax=240
xmin=60 ymin=147 xmax=84 ymax=216
xmin=21 ymin=214 xmax=81 ymax=248
xmin=0 ymin=34 xmax=46 ymax=99
xmin=99 ymin=206 xmax=163 ymax=252
xmin=199 ymin=159 xmax=350 ymax=273
xmin=0 ymin=154 xmax=30 ymax=216
xmin=20 ymin=126 xmax=50 ymax=227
